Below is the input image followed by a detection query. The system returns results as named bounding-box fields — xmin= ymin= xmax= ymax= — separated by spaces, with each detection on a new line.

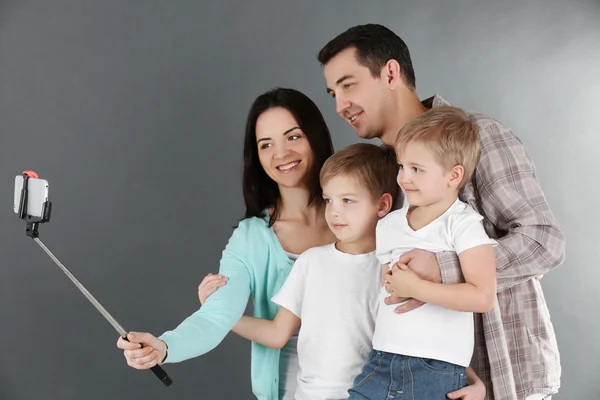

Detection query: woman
xmin=117 ymin=87 xmax=337 ymax=400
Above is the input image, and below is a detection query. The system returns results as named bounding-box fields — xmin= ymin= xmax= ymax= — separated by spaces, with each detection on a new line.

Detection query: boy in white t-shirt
xmin=348 ymin=106 xmax=497 ymax=400
xmin=228 ymin=143 xmax=400 ymax=400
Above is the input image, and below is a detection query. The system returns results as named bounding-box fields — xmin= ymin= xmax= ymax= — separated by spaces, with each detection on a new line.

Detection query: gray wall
xmin=1 ymin=1 xmax=598 ymax=399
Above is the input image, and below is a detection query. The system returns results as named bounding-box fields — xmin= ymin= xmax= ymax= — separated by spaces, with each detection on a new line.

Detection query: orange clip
xmin=23 ymin=170 xmax=39 ymax=179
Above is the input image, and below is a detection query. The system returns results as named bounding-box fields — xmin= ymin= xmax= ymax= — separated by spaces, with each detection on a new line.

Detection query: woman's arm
xmin=158 ymin=222 xmax=255 ymax=363
xmin=232 ymin=307 xmax=300 ymax=349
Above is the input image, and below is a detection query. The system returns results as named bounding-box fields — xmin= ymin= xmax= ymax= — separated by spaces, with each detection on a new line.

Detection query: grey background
xmin=0 ymin=1 xmax=598 ymax=399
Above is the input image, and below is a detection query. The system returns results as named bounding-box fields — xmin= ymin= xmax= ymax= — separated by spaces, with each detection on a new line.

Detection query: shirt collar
xmin=421 ymin=94 xmax=451 ymax=109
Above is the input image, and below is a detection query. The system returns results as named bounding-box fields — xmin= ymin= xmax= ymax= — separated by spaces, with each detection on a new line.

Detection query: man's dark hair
xmin=317 ymin=23 xmax=416 ymax=90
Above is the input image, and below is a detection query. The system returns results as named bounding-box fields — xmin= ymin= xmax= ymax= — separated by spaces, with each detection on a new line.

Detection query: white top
xmin=373 ymin=199 xmax=496 ymax=367
xmin=272 ymin=244 xmax=380 ymax=400
xmin=279 ymin=250 xmax=300 ymax=400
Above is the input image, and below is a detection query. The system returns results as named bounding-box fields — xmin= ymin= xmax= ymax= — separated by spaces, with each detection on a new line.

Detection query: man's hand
xmin=400 ymin=249 xmax=442 ymax=282
xmin=446 ymin=378 xmax=486 ymax=399
xmin=447 ymin=366 xmax=486 ymax=399
xmin=384 ymin=249 xmax=442 ymax=314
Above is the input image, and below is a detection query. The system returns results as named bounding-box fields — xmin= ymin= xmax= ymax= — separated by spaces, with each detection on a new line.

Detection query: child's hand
xmin=198 ymin=273 xmax=228 ymax=305
xmin=387 ymin=262 xmax=422 ymax=298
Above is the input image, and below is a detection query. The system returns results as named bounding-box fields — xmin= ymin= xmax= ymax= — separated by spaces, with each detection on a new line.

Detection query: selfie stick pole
xmin=16 ymin=171 xmax=172 ymax=387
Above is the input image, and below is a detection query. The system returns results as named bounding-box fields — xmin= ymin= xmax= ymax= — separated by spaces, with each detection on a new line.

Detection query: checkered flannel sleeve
xmin=437 ymin=119 xmax=566 ymax=292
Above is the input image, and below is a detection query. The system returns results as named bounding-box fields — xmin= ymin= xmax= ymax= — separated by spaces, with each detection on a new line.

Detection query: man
xmin=317 ymin=24 xmax=565 ymax=400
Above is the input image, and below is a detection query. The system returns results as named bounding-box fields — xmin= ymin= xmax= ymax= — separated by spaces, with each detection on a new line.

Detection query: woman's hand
xmin=198 ymin=273 xmax=228 ymax=305
xmin=116 ymin=332 xmax=167 ymax=370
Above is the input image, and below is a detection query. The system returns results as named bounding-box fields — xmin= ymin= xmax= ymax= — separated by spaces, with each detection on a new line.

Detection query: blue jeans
xmin=347 ymin=350 xmax=467 ymax=400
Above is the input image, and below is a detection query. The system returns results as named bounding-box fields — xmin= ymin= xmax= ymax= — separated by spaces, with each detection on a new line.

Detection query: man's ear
xmin=448 ymin=165 xmax=465 ymax=189
xmin=377 ymin=193 xmax=394 ymax=218
xmin=384 ymin=59 xmax=403 ymax=90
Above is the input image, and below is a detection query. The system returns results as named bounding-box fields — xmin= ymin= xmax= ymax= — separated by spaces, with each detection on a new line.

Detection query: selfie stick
xmin=16 ymin=170 xmax=172 ymax=387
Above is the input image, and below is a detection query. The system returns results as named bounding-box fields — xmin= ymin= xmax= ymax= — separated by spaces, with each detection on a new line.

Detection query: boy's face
xmin=322 ymin=174 xmax=383 ymax=246
xmin=323 ymin=48 xmax=391 ymax=141
xmin=396 ymin=141 xmax=456 ymax=206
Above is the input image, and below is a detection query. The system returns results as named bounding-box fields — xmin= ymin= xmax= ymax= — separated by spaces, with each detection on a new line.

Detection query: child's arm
xmin=388 ymin=243 xmax=496 ymax=313
xmin=232 ymin=307 xmax=300 ymax=349
xmin=381 ymin=262 xmax=390 ymax=286
xmin=376 ymin=218 xmax=395 ymax=287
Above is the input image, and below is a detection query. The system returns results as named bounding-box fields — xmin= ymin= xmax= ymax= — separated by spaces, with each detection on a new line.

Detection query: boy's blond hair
xmin=320 ymin=143 xmax=399 ymax=203
xmin=395 ymin=106 xmax=480 ymax=189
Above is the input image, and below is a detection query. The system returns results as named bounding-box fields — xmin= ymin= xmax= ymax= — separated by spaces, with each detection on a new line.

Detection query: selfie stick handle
xmin=17 ymin=171 xmax=172 ymax=387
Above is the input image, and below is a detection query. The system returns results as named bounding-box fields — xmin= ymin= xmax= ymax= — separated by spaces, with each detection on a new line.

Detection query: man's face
xmin=324 ymin=47 xmax=390 ymax=140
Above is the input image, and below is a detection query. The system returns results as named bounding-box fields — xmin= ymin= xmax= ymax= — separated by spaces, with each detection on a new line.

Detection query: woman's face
xmin=255 ymin=107 xmax=314 ymax=189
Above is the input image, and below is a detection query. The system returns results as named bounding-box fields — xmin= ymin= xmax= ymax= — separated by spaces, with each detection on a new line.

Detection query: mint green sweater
xmin=159 ymin=212 xmax=294 ymax=399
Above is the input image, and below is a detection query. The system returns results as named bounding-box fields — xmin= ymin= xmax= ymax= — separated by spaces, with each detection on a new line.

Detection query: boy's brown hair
xmin=395 ymin=106 xmax=480 ymax=189
xmin=319 ymin=143 xmax=399 ymax=203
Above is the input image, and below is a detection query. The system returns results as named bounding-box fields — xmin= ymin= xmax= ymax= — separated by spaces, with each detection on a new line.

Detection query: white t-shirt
xmin=279 ymin=250 xmax=300 ymax=400
xmin=373 ymin=199 xmax=496 ymax=367
xmin=272 ymin=244 xmax=380 ymax=400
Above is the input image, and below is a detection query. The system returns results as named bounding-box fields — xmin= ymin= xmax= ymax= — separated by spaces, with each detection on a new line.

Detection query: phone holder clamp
xmin=17 ymin=171 xmax=52 ymax=239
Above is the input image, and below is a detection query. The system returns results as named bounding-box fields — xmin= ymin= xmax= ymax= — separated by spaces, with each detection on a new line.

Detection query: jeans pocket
xmin=458 ymin=367 xmax=468 ymax=389
xmin=417 ymin=357 xmax=457 ymax=374
xmin=352 ymin=351 xmax=384 ymax=388
xmin=366 ymin=348 xmax=377 ymax=362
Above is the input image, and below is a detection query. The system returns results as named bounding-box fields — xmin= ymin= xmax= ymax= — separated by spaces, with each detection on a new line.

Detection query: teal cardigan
xmin=159 ymin=212 xmax=294 ymax=400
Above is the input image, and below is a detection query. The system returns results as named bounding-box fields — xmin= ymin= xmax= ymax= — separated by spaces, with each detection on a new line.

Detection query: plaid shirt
xmin=426 ymin=95 xmax=566 ymax=400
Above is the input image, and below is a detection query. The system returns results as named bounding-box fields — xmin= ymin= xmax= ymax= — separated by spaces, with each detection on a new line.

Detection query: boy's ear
xmin=448 ymin=165 xmax=465 ymax=189
xmin=377 ymin=193 xmax=394 ymax=218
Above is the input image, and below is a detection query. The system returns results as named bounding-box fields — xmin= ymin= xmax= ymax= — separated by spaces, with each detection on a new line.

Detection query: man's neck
xmin=380 ymin=92 xmax=431 ymax=147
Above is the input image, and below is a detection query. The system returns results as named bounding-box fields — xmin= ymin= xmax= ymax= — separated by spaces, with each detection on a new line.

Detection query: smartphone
xmin=14 ymin=175 xmax=49 ymax=218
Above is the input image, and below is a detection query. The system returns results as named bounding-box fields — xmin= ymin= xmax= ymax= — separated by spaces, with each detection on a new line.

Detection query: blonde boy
xmin=348 ymin=106 xmax=496 ymax=399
